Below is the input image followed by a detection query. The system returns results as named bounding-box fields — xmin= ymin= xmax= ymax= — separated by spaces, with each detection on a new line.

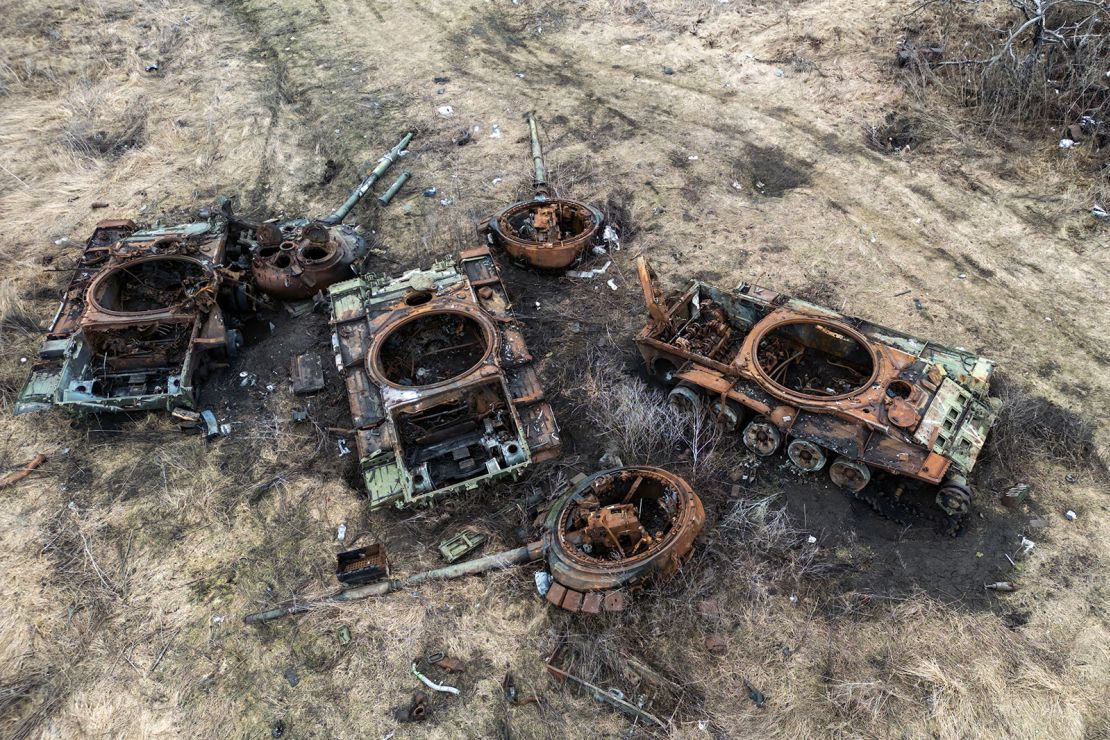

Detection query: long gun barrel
xmin=243 ymin=540 xmax=543 ymax=624
xmin=528 ymin=114 xmax=548 ymax=194
xmin=320 ymin=131 xmax=414 ymax=225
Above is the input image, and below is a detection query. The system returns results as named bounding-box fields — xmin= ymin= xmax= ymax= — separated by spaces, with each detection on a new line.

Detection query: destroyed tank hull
xmin=328 ymin=245 xmax=561 ymax=509
xmin=16 ymin=215 xmax=249 ymax=415
xmin=633 ymin=257 xmax=1001 ymax=519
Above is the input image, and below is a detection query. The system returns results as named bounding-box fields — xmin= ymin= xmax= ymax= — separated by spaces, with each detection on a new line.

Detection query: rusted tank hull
xmin=329 ymin=245 xmax=561 ymax=509
xmin=633 ymin=257 xmax=1000 ymax=516
xmin=16 ymin=217 xmax=245 ymax=415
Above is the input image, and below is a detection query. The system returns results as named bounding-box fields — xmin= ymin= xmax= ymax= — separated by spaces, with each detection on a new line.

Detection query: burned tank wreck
xmin=634 ymin=257 xmax=1001 ymax=521
xmin=16 ymin=210 xmax=251 ymax=415
xmin=15 ymin=133 xmax=413 ymax=416
xmin=243 ymin=467 xmax=705 ymax=623
xmin=481 ymin=114 xmax=605 ymax=270
xmin=328 ymin=244 xmax=561 ymax=509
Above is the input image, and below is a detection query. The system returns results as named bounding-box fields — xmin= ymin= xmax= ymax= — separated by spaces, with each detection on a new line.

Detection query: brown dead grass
xmin=1 ymin=0 xmax=1109 ymax=738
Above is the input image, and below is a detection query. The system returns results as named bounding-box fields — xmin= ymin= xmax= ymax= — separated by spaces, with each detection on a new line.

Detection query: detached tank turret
xmin=480 ymin=115 xmax=604 ymax=270
xmin=247 ymin=132 xmax=413 ymax=299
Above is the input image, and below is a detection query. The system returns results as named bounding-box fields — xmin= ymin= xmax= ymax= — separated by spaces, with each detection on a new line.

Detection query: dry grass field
xmin=1 ymin=0 xmax=1109 ymax=737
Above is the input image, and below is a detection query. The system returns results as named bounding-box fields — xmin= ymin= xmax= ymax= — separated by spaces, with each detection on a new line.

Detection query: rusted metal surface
xmin=328 ymin=245 xmax=560 ymax=509
xmin=0 ymin=454 xmax=47 ymax=490
xmin=634 ymin=256 xmax=1001 ymax=519
xmin=16 ymin=211 xmax=250 ymax=415
xmin=336 ymin=543 xmax=389 ymax=586
xmin=542 ymin=466 xmax=705 ymax=612
xmin=480 ymin=114 xmax=604 ymax=270
xmin=251 ymin=219 xmax=366 ymax=299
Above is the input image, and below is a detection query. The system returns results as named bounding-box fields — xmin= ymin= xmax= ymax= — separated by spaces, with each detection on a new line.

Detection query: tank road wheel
xmin=936 ymin=481 xmax=972 ymax=517
xmin=742 ymin=417 xmax=781 ymax=457
xmin=829 ymin=456 xmax=871 ymax=493
xmin=787 ymin=439 xmax=827 ymax=473
xmin=710 ymin=399 xmax=744 ymax=431
xmin=668 ymin=384 xmax=702 ymax=414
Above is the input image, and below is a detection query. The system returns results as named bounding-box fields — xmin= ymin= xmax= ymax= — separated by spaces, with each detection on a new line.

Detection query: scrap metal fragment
xmin=336 ymin=543 xmax=389 ymax=586
xmin=0 ymin=454 xmax=47 ymax=490
xmin=291 ymin=353 xmax=325 ymax=395
xmin=439 ymin=530 xmax=486 ymax=563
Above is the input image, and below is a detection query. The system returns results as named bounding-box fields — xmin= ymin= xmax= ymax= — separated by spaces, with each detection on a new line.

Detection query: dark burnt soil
xmin=188 ymin=231 xmax=1024 ymax=615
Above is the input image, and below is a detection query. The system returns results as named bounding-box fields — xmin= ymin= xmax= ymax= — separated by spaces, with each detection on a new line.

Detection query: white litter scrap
xmin=567 ymin=261 xmax=611 ymax=279
xmin=534 ymin=571 xmax=553 ymax=596
xmin=489 ymin=124 xmax=502 ymax=138
xmin=606 ymin=278 xmax=618 ymax=291
xmin=602 ymin=224 xmax=620 ymax=250
xmin=437 ymin=105 xmax=454 ymax=117
xmin=338 ymin=438 xmax=351 ymax=456
xmin=412 ymin=663 xmax=460 ymax=695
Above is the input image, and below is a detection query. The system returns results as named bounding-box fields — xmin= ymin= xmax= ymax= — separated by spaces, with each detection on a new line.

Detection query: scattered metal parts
xmin=1001 ymin=483 xmax=1030 ymax=507
xmin=201 ymin=410 xmax=220 ymax=439
xmin=545 ymin=642 xmax=667 ymax=729
xmin=412 ymin=662 xmax=460 ymax=695
xmin=439 ymin=530 xmax=486 ymax=563
xmin=429 ymin=655 xmax=467 ymax=674
xmin=244 ymin=540 xmax=545 ymax=623
xmin=985 ymin=581 xmax=1017 ymax=592
xmin=394 ymin=691 xmax=429 ymax=722
xmin=284 ymin=668 xmax=299 ymax=687
xmin=338 ymin=625 xmax=351 ymax=645
xmin=0 ymin=454 xmax=47 ymax=490
xmin=744 ymin=681 xmax=766 ymax=708
xmin=336 ymin=543 xmax=389 ymax=586
xmin=542 ymin=466 xmax=705 ymax=613
xmin=321 ymin=132 xmax=413 ymax=226
xmin=244 ymin=468 xmax=702 ymax=624
xmin=328 ymin=245 xmax=560 ymax=509
xmin=290 ymin=352 xmax=325 ymax=395
xmin=480 ymin=114 xmax=604 ymax=270
xmin=291 ymin=408 xmax=309 ymax=423
xmin=634 ymin=256 xmax=1001 ymax=521
xmin=502 ymin=672 xmax=542 ymax=707
xmin=377 ymin=171 xmax=411 ymax=206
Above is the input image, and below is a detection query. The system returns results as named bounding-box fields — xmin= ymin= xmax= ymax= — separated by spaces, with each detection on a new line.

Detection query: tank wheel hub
xmin=829 ymin=456 xmax=871 ymax=493
xmin=787 ymin=439 xmax=827 ymax=472
xmin=936 ymin=482 xmax=972 ymax=517
xmin=742 ymin=418 xmax=781 ymax=457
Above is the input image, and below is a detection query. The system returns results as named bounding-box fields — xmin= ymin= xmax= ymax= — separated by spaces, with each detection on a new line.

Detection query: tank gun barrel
xmin=243 ymin=540 xmax=543 ymax=624
xmin=320 ymin=131 xmax=414 ymax=225
xmin=528 ymin=114 xmax=548 ymax=194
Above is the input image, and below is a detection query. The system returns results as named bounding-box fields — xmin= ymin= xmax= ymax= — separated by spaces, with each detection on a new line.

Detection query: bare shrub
xmin=905 ymin=0 xmax=1110 ymax=133
xmin=60 ymin=83 xmax=146 ymax=158
xmin=982 ymin=371 xmax=1105 ymax=483
xmin=0 ymin=280 xmax=41 ymax=339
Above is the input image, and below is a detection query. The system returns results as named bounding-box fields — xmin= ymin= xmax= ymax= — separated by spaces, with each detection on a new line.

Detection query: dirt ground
xmin=2 ymin=0 xmax=1109 ymax=738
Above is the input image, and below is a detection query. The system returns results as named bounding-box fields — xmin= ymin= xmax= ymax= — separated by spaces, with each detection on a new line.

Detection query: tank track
xmin=847 ymin=484 xmax=964 ymax=536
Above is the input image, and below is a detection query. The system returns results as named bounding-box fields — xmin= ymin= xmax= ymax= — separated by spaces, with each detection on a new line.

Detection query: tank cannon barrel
xmin=243 ymin=540 xmax=543 ymax=624
xmin=320 ymin=131 xmax=414 ymax=225
xmin=528 ymin=114 xmax=548 ymax=193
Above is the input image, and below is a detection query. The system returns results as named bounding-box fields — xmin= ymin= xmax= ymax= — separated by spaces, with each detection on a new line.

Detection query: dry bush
xmin=981 ymin=371 xmax=1105 ymax=485
xmin=60 ymin=83 xmax=147 ymax=159
xmin=904 ymin=0 xmax=1110 ymax=131
xmin=0 ymin=279 xmax=41 ymax=338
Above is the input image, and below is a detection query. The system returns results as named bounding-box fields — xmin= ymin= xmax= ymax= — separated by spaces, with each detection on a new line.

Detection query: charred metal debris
xmin=327 ymin=244 xmax=561 ymax=509
xmin=480 ymin=114 xmax=607 ymax=270
xmin=17 ymin=133 xmax=414 ymax=415
xmin=243 ymin=466 xmax=704 ymax=624
xmin=633 ymin=256 xmax=1001 ymax=523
